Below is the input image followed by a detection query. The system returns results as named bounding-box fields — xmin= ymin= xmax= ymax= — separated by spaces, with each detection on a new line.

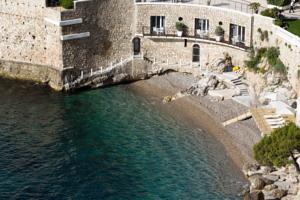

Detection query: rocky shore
xmin=243 ymin=164 xmax=300 ymax=200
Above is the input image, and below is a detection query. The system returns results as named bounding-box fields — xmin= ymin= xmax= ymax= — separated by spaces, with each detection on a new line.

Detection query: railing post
xmin=154 ymin=58 xmax=156 ymax=64
xmin=167 ymin=59 xmax=169 ymax=67
xmin=101 ymin=67 xmax=103 ymax=73
xmin=81 ymin=70 xmax=83 ymax=79
xmin=90 ymin=68 xmax=93 ymax=76
xmin=179 ymin=59 xmax=182 ymax=68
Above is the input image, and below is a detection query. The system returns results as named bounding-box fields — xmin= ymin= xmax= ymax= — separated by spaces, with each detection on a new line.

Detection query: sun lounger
xmin=265 ymin=118 xmax=285 ymax=124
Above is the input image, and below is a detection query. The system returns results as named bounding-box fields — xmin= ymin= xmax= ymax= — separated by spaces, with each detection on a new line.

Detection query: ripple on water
xmin=0 ymin=79 xmax=245 ymax=199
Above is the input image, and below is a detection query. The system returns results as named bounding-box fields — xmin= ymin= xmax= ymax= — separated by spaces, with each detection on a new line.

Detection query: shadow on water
xmin=0 ymin=78 xmax=246 ymax=199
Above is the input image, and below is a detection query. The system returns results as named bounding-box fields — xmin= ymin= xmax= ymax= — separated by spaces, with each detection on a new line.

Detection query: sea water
xmin=0 ymin=79 xmax=245 ymax=199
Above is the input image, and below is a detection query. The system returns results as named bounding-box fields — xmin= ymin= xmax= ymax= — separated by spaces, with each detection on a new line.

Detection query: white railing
xmin=274 ymin=25 xmax=300 ymax=48
xmin=64 ymin=56 xmax=135 ymax=88
xmin=135 ymin=0 xmax=256 ymax=14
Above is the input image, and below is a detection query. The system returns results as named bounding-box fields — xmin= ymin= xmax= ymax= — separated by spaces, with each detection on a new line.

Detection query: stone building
xmin=1 ymin=0 xmax=299 ymax=91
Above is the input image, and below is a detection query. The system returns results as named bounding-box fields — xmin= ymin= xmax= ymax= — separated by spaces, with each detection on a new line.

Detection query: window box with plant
xmin=59 ymin=0 xmax=74 ymax=9
xmin=215 ymin=26 xmax=224 ymax=42
xmin=175 ymin=22 xmax=186 ymax=37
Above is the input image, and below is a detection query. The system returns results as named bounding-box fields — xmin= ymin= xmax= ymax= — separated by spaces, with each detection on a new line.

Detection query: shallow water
xmin=0 ymin=79 xmax=245 ymax=199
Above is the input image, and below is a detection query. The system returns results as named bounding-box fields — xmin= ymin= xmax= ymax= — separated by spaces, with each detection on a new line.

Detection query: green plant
xmin=249 ymin=2 xmax=261 ymax=13
xmin=59 ymin=0 xmax=74 ymax=9
xmin=267 ymin=0 xmax=291 ymax=6
xmin=254 ymin=123 xmax=300 ymax=173
xmin=244 ymin=47 xmax=286 ymax=74
xmin=261 ymin=8 xmax=279 ymax=18
xmin=175 ymin=22 xmax=185 ymax=31
xmin=215 ymin=26 xmax=225 ymax=36
xmin=275 ymin=18 xmax=284 ymax=27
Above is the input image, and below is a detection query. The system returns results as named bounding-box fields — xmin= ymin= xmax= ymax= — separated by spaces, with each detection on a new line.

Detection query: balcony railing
xmin=142 ymin=26 xmax=248 ymax=49
xmin=135 ymin=0 xmax=258 ymax=14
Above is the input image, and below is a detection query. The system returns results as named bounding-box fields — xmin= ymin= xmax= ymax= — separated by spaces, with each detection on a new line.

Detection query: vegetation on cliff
xmin=254 ymin=123 xmax=300 ymax=173
xmin=245 ymin=47 xmax=286 ymax=74
xmin=267 ymin=0 xmax=291 ymax=6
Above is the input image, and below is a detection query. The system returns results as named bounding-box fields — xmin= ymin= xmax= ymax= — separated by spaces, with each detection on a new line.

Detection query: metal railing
xmin=142 ymin=26 xmax=247 ymax=49
xmin=135 ymin=0 xmax=257 ymax=14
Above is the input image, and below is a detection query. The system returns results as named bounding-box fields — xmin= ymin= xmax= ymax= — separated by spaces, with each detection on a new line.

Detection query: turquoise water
xmin=0 ymin=79 xmax=245 ymax=199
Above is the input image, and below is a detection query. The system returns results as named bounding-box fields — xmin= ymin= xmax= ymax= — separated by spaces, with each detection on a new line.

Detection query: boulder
xmin=274 ymin=181 xmax=292 ymax=191
xmin=243 ymin=163 xmax=260 ymax=176
xmin=249 ymin=175 xmax=267 ymax=191
xmin=263 ymin=175 xmax=279 ymax=182
xmin=244 ymin=190 xmax=265 ymax=200
xmin=271 ymin=188 xmax=287 ymax=199
xmin=264 ymin=184 xmax=278 ymax=191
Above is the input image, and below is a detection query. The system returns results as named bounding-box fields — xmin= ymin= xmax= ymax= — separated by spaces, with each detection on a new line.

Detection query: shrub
xmin=254 ymin=123 xmax=300 ymax=172
xmin=244 ymin=47 xmax=286 ymax=74
xmin=175 ymin=22 xmax=186 ymax=31
xmin=261 ymin=8 xmax=280 ymax=18
xmin=59 ymin=0 xmax=74 ymax=9
xmin=275 ymin=19 xmax=284 ymax=27
xmin=267 ymin=0 xmax=291 ymax=6
xmin=215 ymin=26 xmax=225 ymax=36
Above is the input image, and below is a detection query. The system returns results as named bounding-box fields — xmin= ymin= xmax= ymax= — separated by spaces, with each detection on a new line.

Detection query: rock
xmin=244 ymin=190 xmax=265 ymax=200
xmin=288 ymin=184 xmax=299 ymax=195
xmin=112 ymin=73 xmax=130 ymax=83
xmin=243 ymin=163 xmax=260 ymax=176
xmin=281 ymin=195 xmax=298 ymax=200
xmin=261 ymin=166 xmax=274 ymax=174
xmin=249 ymin=175 xmax=267 ymax=191
xmin=163 ymin=96 xmax=172 ymax=103
xmin=274 ymin=181 xmax=292 ymax=191
xmin=266 ymin=73 xmax=281 ymax=86
xmin=264 ymin=184 xmax=278 ymax=191
xmin=263 ymin=174 xmax=279 ymax=182
xmin=271 ymin=188 xmax=287 ymax=199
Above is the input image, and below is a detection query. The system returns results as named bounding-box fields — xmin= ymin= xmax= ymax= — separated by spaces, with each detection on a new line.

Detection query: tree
xmin=254 ymin=123 xmax=300 ymax=173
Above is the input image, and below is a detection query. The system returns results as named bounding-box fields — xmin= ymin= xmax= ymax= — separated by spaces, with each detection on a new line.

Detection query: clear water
xmin=0 ymin=79 xmax=245 ymax=199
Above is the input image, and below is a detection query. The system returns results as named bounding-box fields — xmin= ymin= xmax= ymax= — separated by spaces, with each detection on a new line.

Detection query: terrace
xmin=142 ymin=26 xmax=248 ymax=50
xmin=135 ymin=0 xmax=256 ymax=14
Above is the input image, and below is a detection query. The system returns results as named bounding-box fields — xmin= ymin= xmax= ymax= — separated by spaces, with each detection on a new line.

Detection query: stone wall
xmin=136 ymin=3 xmax=253 ymax=46
xmin=252 ymin=14 xmax=300 ymax=92
xmin=0 ymin=0 xmax=63 ymax=88
xmin=61 ymin=0 xmax=136 ymax=79
xmin=141 ymin=38 xmax=248 ymax=69
xmin=136 ymin=3 xmax=251 ymax=69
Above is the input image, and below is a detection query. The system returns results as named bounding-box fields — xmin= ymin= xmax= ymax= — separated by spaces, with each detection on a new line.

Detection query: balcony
xmin=142 ymin=26 xmax=248 ymax=50
xmin=135 ymin=0 xmax=255 ymax=14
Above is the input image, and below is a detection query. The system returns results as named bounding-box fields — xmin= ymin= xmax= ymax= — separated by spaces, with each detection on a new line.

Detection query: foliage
xmin=275 ymin=19 xmax=284 ymax=27
xmin=254 ymin=123 xmax=300 ymax=172
xmin=244 ymin=47 xmax=286 ymax=74
xmin=215 ymin=26 xmax=225 ymax=36
xmin=267 ymin=0 xmax=291 ymax=6
xmin=258 ymin=29 xmax=269 ymax=41
xmin=261 ymin=8 xmax=280 ymax=18
xmin=249 ymin=2 xmax=261 ymax=12
xmin=175 ymin=22 xmax=186 ymax=31
xmin=59 ymin=0 xmax=74 ymax=9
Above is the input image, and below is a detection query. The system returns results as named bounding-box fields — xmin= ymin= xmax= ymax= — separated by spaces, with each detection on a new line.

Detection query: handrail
xmin=135 ymin=0 xmax=256 ymax=14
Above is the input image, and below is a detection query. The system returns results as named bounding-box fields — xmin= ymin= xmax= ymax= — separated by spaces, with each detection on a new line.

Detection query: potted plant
xmin=249 ymin=2 xmax=260 ymax=14
xmin=215 ymin=26 xmax=224 ymax=42
xmin=176 ymin=22 xmax=185 ymax=37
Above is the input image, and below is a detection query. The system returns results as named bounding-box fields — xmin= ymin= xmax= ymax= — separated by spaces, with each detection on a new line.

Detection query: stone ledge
xmin=45 ymin=18 xmax=83 ymax=26
xmin=60 ymin=32 xmax=90 ymax=41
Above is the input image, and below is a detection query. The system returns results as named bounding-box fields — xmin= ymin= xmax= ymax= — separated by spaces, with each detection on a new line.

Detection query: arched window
xmin=132 ymin=37 xmax=141 ymax=55
xmin=192 ymin=44 xmax=200 ymax=62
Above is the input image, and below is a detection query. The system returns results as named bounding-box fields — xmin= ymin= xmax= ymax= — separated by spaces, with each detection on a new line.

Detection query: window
xmin=230 ymin=24 xmax=245 ymax=44
xmin=195 ymin=19 xmax=209 ymax=38
xmin=150 ymin=16 xmax=165 ymax=34
xmin=192 ymin=44 xmax=200 ymax=62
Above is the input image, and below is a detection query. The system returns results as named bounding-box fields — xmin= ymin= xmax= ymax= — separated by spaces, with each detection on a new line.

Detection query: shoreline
xmin=127 ymin=72 xmax=261 ymax=172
